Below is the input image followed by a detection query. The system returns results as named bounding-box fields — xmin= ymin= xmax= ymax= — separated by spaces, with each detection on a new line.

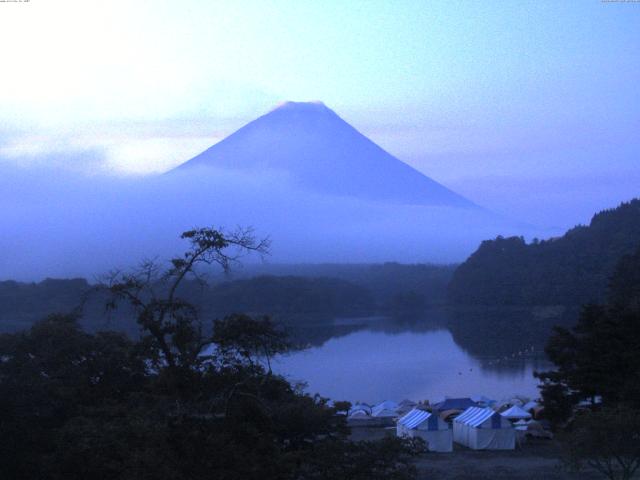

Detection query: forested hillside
xmin=0 ymin=275 xmax=376 ymax=334
xmin=0 ymin=264 xmax=455 ymax=334
xmin=200 ymin=275 xmax=375 ymax=319
xmin=448 ymin=199 xmax=640 ymax=306
xmin=227 ymin=263 xmax=455 ymax=307
xmin=0 ymin=278 xmax=91 ymax=332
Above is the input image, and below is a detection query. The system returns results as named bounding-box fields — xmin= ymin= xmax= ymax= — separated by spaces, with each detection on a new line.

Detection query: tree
xmin=104 ymin=226 xmax=270 ymax=372
xmin=292 ymin=436 xmax=424 ymax=480
xmin=535 ymin=246 xmax=640 ymax=423
xmin=0 ymin=314 xmax=146 ymax=479
xmin=448 ymin=199 xmax=640 ymax=307
xmin=563 ymin=407 xmax=640 ymax=480
xmin=0 ymin=227 xmax=421 ymax=480
xmin=0 ymin=316 xmax=420 ymax=480
xmin=211 ymin=313 xmax=290 ymax=373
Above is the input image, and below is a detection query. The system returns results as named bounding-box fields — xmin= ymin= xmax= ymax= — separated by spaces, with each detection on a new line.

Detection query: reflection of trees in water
xmin=284 ymin=306 xmax=581 ymax=376
xmin=444 ymin=306 xmax=580 ymax=373
xmin=283 ymin=312 xmax=449 ymax=349
xmin=470 ymin=355 xmax=551 ymax=376
xmin=284 ymin=323 xmax=365 ymax=349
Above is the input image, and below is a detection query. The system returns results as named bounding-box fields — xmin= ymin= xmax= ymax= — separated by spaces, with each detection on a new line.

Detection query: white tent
xmin=348 ymin=403 xmax=371 ymax=418
xmin=500 ymin=405 xmax=532 ymax=421
xmin=348 ymin=409 xmax=369 ymax=419
xmin=397 ymin=409 xmax=453 ymax=452
xmin=470 ymin=395 xmax=496 ymax=407
xmin=371 ymin=400 xmax=399 ymax=418
xmin=453 ymin=407 xmax=515 ymax=450
xmin=522 ymin=401 xmax=540 ymax=412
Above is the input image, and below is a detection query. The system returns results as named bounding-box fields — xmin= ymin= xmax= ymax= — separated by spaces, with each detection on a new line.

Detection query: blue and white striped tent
xmin=453 ymin=407 xmax=515 ymax=450
xmin=397 ymin=409 xmax=452 ymax=452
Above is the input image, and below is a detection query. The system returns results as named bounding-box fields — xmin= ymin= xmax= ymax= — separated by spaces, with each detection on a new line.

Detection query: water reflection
xmin=446 ymin=305 xmax=579 ymax=370
xmin=275 ymin=308 xmax=578 ymax=403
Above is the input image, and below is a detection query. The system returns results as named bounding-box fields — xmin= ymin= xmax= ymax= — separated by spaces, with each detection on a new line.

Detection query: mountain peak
xmin=266 ymin=101 xmax=337 ymax=121
xmin=270 ymin=100 xmax=328 ymax=113
xmin=173 ymin=103 xmax=477 ymax=209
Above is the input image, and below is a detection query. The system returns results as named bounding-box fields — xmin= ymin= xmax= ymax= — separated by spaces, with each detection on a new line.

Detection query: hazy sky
xmin=0 ymin=0 xmax=639 ymax=228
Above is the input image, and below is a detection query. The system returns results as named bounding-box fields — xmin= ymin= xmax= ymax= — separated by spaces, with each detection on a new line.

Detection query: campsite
xmin=346 ymin=396 xmax=601 ymax=479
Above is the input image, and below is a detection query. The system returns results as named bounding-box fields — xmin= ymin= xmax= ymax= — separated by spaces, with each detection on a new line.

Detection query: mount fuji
xmin=0 ymin=102 xmax=538 ymax=279
xmin=173 ymin=101 xmax=476 ymax=209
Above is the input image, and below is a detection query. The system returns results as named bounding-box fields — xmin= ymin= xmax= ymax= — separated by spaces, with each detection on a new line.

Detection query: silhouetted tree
xmin=104 ymin=227 xmax=269 ymax=371
xmin=562 ymin=407 xmax=640 ymax=480
xmin=0 ymin=228 xmax=420 ymax=480
xmin=536 ymin=245 xmax=640 ymax=423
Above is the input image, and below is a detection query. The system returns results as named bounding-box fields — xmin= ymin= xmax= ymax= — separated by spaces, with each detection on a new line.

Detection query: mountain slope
xmin=0 ymin=104 xmax=534 ymax=279
xmin=173 ymin=101 xmax=476 ymax=208
xmin=447 ymin=199 xmax=640 ymax=306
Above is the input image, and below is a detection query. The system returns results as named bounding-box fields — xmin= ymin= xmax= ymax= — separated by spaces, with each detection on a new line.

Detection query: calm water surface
xmin=274 ymin=321 xmax=551 ymax=404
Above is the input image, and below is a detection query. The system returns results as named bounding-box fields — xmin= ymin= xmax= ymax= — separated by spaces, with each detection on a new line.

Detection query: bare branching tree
xmin=102 ymin=227 xmax=270 ymax=370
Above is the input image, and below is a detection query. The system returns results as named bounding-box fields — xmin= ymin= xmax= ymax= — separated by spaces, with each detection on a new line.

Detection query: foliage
xmin=0 ymin=314 xmax=147 ymax=479
xmin=0 ymin=260 xmax=456 ymax=336
xmin=448 ymin=199 xmax=640 ymax=306
xmin=212 ymin=313 xmax=291 ymax=373
xmin=0 ymin=227 xmax=420 ymax=480
xmin=216 ymin=262 xmax=456 ymax=308
xmin=389 ymin=290 xmax=427 ymax=314
xmin=292 ymin=436 xmax=424 ymax=480
xmin=0 ymin=275 xmax=378 ymax=336
xmin=204 ymin=275 xmax=375 ymax=319
xmin=102 ymin=227 xmax=269 ymax=370
xmin=562 ymin=407 xmax=640 ymax=480
xmin=0 ymin=277 xmax=90 ymax=332
xmin=536 ymin=245 xmax=640 ymax=424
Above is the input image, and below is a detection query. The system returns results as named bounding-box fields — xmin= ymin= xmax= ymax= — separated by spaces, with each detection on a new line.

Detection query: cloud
xmin=0 ymin=163 xmax=537 ymax=281
xmin=447 ymin=170 xmax=640 ymax=231
xmin=0 ymin=141 xmax=107 ymax=175
xmin=0 ymin=118 xmax=232 ymax=175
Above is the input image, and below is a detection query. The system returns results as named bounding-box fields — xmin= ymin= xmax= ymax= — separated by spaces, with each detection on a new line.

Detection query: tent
xmin=470 ymin=395 xmax=496 ymax=407
xmin=513 ymin=419 xmax=528 ymax=444
xmin=496 ymin=397 xmax=525 ymax=412
xmin=513 ymin=419 xmax=553 ymax=439
xmin=348 ymin=403 xmax=371 ymax=418
xmin=433 ymin=397 xmax=478 ymax=412
xmin=348 ymin=409 xmax=369 ymax=419
xmin=500 ymin=405 xmax=532 ymax=421
xmin=399 ymin=399 xmax=417 ymax=408
xmin=453 ymin=407 xmax=515 ymax=450
xmin=522 ymin=401 xmax=540 ymax=412
xmin=439 ymin=409 xmax=463 ymax=423
xmin=371 ymin=400 xmax=400 ymax=417
xmin=397 ymin=409 xmax=453 ymax=452
xmin=525 ymin=420 xmax=553 ymax=439
xmin=397 ymin=399 xmax=418 ymax=416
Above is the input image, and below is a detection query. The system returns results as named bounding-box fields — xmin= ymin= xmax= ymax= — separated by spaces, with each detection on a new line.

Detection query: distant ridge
xmin=173 ymin=101 xmax=477 ymax=208
xmin=448 ymin=199 xmax=640 ymax=306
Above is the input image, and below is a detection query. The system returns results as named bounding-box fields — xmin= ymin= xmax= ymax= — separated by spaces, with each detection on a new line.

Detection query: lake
xmin=274 ymin=312 xmax=561 ymax=404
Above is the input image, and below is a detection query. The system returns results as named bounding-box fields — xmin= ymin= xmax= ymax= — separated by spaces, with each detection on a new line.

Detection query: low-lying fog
xmin=0 ymin=164 xmax=548 ymax=280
